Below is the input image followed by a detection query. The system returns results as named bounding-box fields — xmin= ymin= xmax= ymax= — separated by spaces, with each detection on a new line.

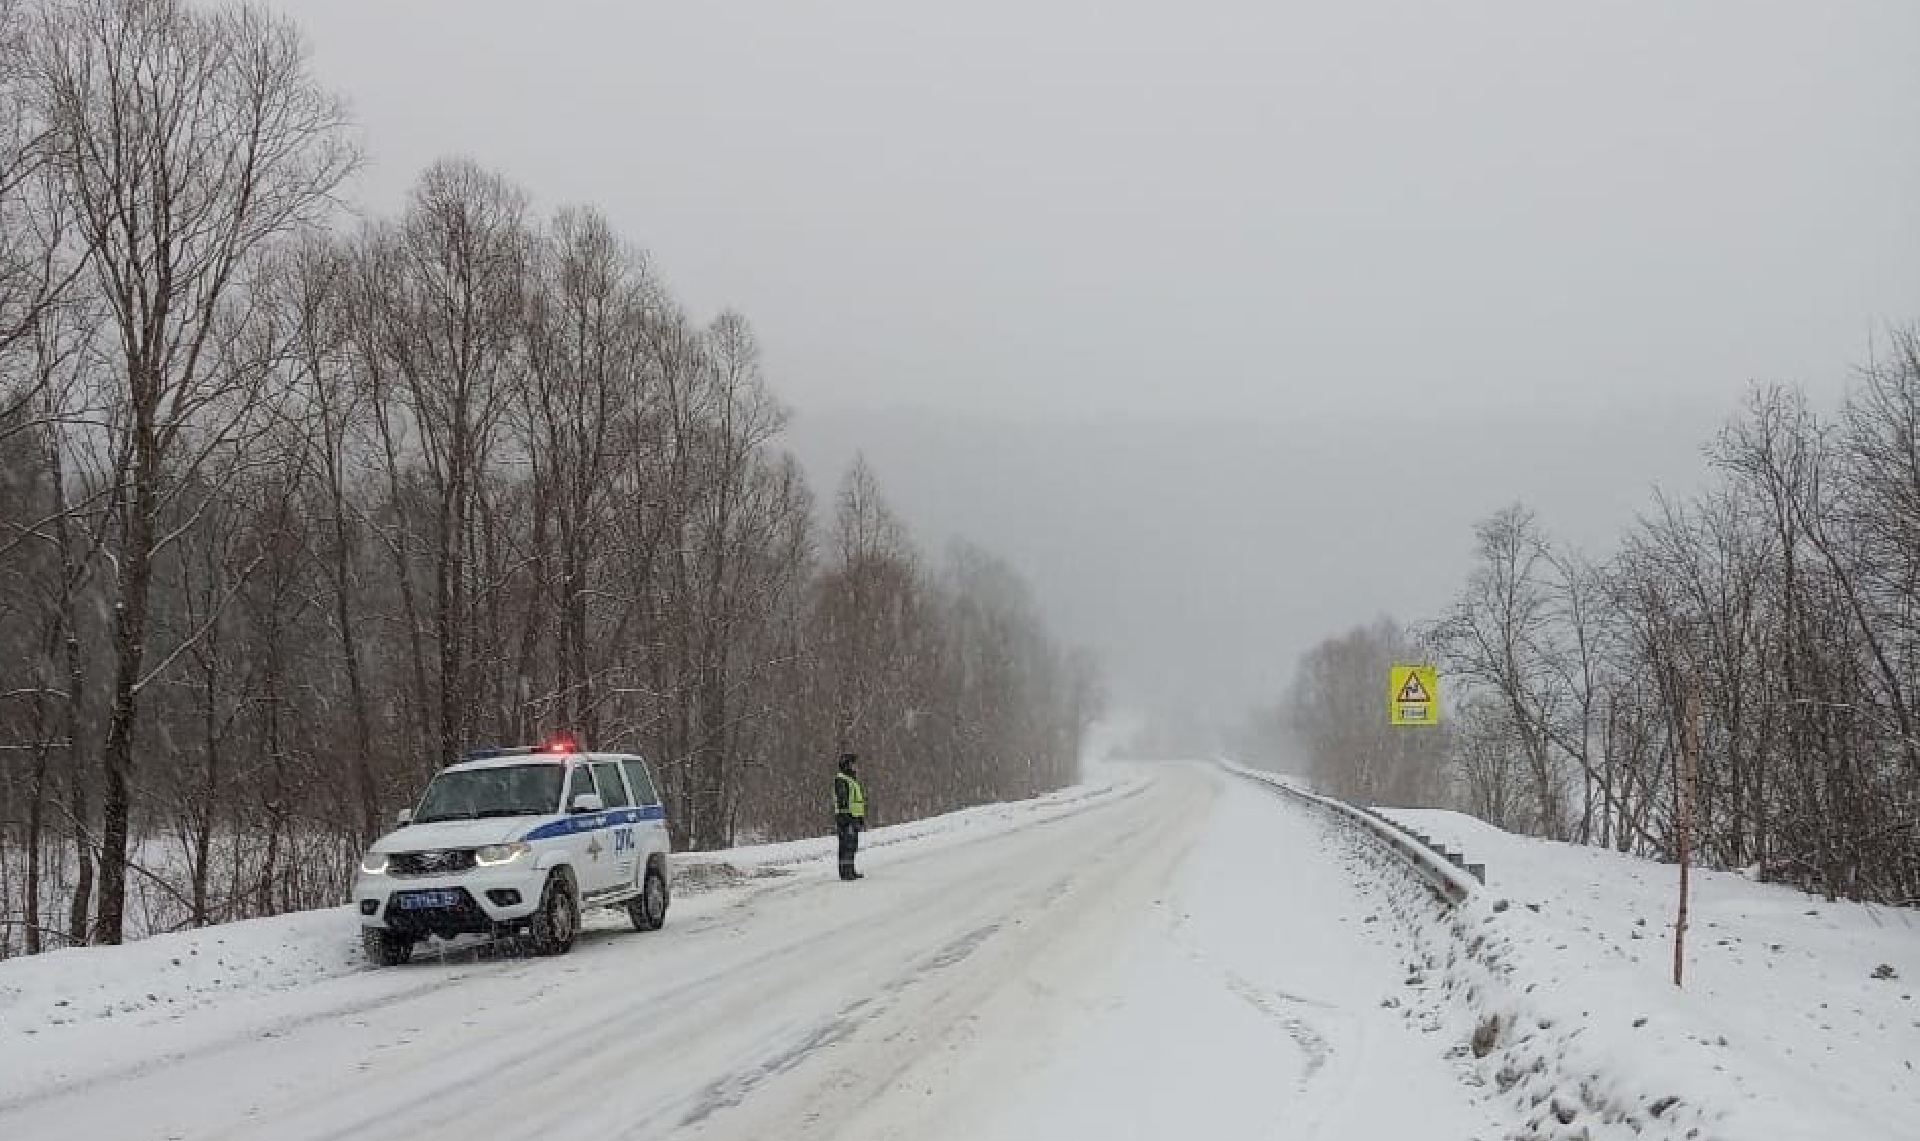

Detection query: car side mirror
xmin=570 ymin=793 xmax=605 ymax=815
xmin=395 ymin=808 xmax=413 ymax=827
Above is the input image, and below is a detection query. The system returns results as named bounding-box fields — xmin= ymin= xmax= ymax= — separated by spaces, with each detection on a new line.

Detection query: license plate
xmin=396 ymin=890 xmax=460 ymax=910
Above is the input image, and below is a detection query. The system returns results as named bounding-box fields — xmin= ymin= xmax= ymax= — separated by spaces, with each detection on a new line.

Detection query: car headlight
xmin=475 ymin=842 xmax=530 ymax=867
xmin=360 ymin=851 xmax=389 ymax=875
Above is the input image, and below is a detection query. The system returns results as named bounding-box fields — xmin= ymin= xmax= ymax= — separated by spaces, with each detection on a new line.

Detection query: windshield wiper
xmin=473 ymin=808 xmax=538 ymax=819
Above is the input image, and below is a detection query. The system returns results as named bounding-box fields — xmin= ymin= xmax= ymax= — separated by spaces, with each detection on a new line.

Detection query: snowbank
xmin=1358 ymin=806 xmax=1918 ymax=1140
xmin=680 ymin=777 xmax=1141 ymax=878
xmin=0 ymin=905 xmax=363 ymax=1040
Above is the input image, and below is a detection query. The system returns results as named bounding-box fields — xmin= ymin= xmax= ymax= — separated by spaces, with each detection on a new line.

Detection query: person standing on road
xmin=834 ymin=753 xmax=867 ymax=881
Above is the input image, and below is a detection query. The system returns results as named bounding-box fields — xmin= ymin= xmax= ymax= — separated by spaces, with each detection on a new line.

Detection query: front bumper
xmin=355 ymin=865 xmax=543 ymax=936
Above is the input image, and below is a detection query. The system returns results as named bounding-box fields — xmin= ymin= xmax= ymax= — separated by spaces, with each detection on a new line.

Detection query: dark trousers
xmin=836 ymin=818 xmax=860 ymax=879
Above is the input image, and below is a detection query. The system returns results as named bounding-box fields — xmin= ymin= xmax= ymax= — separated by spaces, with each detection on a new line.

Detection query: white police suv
xmin=353 ymin=737 xmax=671 ymax=966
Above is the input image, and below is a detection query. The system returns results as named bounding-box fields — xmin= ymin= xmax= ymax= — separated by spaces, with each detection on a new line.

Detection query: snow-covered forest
xmin=0 ymin=0 xmax=1097 ymax=956
xmin=1272 ymin=348 xmax=1920 ymax=907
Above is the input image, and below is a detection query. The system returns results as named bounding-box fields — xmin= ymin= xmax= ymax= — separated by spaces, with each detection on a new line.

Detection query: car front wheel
xmin=362 ymin=927 xmax=414 ymax=967
xmin=527 ymin=872 xmax=578 ymax=956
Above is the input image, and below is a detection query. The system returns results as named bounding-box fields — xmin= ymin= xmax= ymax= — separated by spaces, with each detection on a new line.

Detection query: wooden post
xmin=1674 ymin=667 xmax=1701 ymax=988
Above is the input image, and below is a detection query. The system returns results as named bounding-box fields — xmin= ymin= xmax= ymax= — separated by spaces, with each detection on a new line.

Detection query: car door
xmin=620 ymin=757 xmax=670 ymax=862
xmin=562 ymin=762 xmax=612 ymax=895
xmin=590 ymin=760 xmax=640 ymax=893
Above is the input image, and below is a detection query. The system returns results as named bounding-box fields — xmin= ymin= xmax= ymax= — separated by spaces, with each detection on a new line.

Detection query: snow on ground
xmin=916 ymin=767 xmax=1506 ymax=1141
xmin=0 ymin=764 xmax=1522 ymax=1141
xmin=10 ymin=761 xmax=1910 ymax=1141
xmin=1370 ymin=805 xmax=1920 ymax=1140
xmin=0 ymin=903 xmax=364 ymax=1037
xmin=0 ymin=777 xmax=1139 ymax=1083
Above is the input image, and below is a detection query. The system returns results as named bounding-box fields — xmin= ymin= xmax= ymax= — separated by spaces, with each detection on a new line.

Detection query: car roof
xmin=440 ymin=751 xmax=643 ymax=774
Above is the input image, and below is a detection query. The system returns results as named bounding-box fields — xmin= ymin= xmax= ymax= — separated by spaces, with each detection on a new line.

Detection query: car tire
xmin=527 ymin=871 xmax=578 ymax=957
xmin=362 ymin=927 xmax=414 ymax=968
xmin=629 ymin=862 xmax=669 ymax=932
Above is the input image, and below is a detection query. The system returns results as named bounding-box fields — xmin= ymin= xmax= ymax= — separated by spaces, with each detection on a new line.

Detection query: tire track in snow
xmin=1166 ymin=912 xmax=1340 ymax=1091
xmin=1163 ymin=871 xmax=1339 ymax=1092
xmin=676 ymin=923 xmax=1004 ymax=1130
xmin=1219 ymin=970 xmax=1334 ymax=1082
xmin=679 ymin=999 xmax=876 ymax=1128
xmin=678 ymin=769 xmax=1216 ymax=1141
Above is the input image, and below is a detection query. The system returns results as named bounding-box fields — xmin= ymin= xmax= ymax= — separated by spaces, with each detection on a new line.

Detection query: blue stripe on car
xmin=521 ymin=804 xmax=666 ymax=841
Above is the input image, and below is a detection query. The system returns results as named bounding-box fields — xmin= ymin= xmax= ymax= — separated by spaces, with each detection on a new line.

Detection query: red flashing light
xmin=544 ymin=733 xmax=580 ymax=754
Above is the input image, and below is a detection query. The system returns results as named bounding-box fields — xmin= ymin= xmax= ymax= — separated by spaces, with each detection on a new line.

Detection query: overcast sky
xmin=269 ymin=0 xmax=1920 ymax=717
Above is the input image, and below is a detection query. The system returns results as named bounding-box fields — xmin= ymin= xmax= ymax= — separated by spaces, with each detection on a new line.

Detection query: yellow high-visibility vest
xmin=835 ymin=772 xmax=866 ymax=820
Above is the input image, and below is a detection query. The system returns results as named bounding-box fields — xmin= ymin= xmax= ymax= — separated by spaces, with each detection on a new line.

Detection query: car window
xmin=621 ymin=759 xmax=658 ymax=806
xmin=592 ymin=762 xmax=632 ymax=808
xmin=414 ymin=764 xmax=564 ymax=823
xmin=566 ymin=764 xmax=599 ymax=807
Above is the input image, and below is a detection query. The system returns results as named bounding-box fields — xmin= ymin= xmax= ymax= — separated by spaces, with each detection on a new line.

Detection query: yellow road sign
xmin=1390 ymin=664 xmax=1439 ymax=727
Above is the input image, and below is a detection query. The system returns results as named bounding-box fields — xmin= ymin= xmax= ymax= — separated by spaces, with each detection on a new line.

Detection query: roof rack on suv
xmin=458 ymin=745 xmax=537 ymax=762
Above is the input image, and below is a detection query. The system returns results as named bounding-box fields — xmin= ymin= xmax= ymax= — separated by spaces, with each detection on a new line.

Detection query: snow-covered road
xmin=0 ymin=765 xmax=1502 ymax=1140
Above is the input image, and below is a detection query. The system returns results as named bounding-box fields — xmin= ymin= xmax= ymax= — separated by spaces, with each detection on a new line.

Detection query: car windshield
xmin=413 ymin=764 xmax=563 ymax=824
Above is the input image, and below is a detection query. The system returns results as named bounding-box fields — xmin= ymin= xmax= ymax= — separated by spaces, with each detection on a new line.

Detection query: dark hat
xmin=838 ymin=752 xmax=858 ymax=769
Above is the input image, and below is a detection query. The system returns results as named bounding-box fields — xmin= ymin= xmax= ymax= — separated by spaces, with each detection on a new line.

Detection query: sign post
xmin=1674 ymin=667 xmax=1700 ymax=988
xmin=1389 ymin=664 xmax=1440 ymax=727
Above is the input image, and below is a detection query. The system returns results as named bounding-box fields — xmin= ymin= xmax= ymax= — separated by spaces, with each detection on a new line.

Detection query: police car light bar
xmin=454 ymin=734 xmax=582 ymax=764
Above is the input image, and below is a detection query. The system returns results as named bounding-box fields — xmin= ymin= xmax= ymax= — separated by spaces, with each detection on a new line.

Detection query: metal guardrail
xmin=1221 ymin=762 xmax=1481 ymax=906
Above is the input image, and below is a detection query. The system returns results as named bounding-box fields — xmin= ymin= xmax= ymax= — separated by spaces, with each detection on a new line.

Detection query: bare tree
xmin=1295 ymin=345 xmax=1920 ymax=906
xmin=0 ymin=107 xmax=1088 ymax=955
xmin=357 ymin=159 xmax=528 ymax=769
xmin=0 ymin=0 xmax=85 ymax=391
xmin=32 ymin=0 xmax=355 ymax=942
xmin=1431 ymin=506 xmax=1570 ymax=837
xmin=515 ymin=206 xmax=657 ymax=740
xmin=267 ymin=237 xmax=383 ymax=841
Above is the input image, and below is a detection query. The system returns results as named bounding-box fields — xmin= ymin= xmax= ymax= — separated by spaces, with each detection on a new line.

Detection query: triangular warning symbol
xmin=1398 ymin=673 xmax=1431 ymax=704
